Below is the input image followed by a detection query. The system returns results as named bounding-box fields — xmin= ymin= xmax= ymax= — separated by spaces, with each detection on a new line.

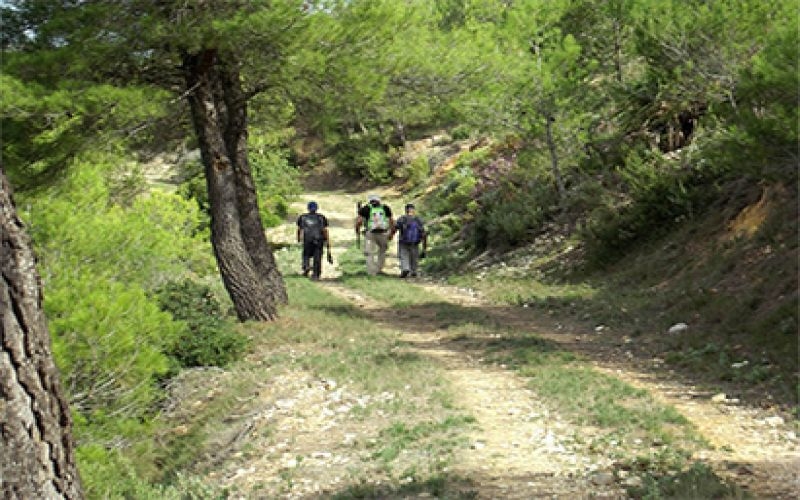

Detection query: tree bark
xmin=1 ymin=169 xmax=83 ymax=499
xmin=218 ymin=62 xmax=288 ymax=305
xmin=183 ymin=50 xmax=283 ymax=321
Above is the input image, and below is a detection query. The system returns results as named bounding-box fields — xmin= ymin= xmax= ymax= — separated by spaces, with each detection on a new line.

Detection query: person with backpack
xmin=394 ymin=203 xmax=427 ymax=278
xmin=355 ymin=194 xmax=394 ymax=276
xmin=296 ymin=201 xmax=331 ymax=281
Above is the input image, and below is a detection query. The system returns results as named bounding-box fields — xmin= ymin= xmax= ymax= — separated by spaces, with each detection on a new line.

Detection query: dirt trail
xmin=261 ymin=188 xmax=799 ymax=499
xmin=318 ymin=280 xmax=622 ymax=498
xmin=269 ymin=190 xmax=623 ymax=497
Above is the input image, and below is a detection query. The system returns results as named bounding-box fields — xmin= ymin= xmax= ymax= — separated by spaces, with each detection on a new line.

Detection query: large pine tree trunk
xmin=183 ymin=50 xmax=284 ymax=321
xmin=1 ymin=169 xmax=83 ymax=499
xmin=218 ymin=63 xmax=288 ymax=305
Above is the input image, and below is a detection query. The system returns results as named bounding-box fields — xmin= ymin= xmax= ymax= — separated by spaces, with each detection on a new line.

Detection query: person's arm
xmin=393 ymin=216 xmax=405 ymax=240
xmin=323 ymin=216 xmax=331 ymax=250
xmin=296 ymin=217 xmax=303 ymax=243
xmin=387 ymin=207 xmax=396 ymax=240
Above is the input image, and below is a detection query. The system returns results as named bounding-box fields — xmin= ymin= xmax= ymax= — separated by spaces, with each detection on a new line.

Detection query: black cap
xmin=405 ymin=203 xmax=415 ymax=211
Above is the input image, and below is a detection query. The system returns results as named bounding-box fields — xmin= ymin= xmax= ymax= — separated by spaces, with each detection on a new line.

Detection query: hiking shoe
xmin=410 ymin=272 xmax=418 ymax=278
xmin=400 ymin=270 xmax=409 ymax=278
xmin=302 ymin=268 xmax=310 ymax=277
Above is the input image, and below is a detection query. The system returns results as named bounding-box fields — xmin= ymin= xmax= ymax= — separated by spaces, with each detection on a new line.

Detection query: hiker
xmin=296 ymin=201 xmax=331 ymax=281
xmin=355 ymin=194 xmax=394 ymax=276
xmin=394 ymin=203 xmax=427 ymax=278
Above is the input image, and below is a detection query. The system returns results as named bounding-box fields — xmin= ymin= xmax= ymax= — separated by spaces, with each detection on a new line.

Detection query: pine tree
xmin=1 ymin=168 xmax=84 ymax=499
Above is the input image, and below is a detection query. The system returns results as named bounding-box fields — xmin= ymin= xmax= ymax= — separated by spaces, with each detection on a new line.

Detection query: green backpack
xmin=367 ymin=205 xmax=389 ymax=232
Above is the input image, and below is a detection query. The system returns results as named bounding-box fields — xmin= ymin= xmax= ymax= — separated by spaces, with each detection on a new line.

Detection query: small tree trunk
xmin=613 ymin=18 xmax=623 ymax=83
xmin=1 ymin=169 xmax=83 ymax=499
xmin=183 ymin=50 xmax=281 ymax=321
xmin=544 ymin=115 xmax=566 ymax=200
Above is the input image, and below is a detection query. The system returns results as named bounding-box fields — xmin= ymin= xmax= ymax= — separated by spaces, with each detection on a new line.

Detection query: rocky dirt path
xmin=263 ymin=189 xmax=623 ymax=497
xmin=256 ymin=187 xmax=799 ymax=498
xmin=318 ymin=280 xmax=623 ymax=498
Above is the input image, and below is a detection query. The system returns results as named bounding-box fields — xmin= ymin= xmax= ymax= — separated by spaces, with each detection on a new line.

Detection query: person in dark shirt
xmin=296 ymin=201 xmax=330 ymax=280
xmin=355 ymin=194 xmax=394 ymax=276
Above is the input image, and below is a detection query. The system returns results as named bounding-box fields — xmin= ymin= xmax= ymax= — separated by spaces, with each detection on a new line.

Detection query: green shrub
xmin=719 ymin=16 xmax=798 ymax=182
xmin=473 ymin=180 xmax=557 ymax=249
xmin=428 ymin=165 xmax=478 ymax=218
xmin=333 ymin=134 xmax=393 ymax=182
xmin=450 ymin=124 xmax=472 ymax=140
xmin=48 ymin=275 xmax=182 ymax=418
xmin=155 ymin=279 xmax=249 ymax=368
xmin=249 ymin=131 xmax=302 ymax=227
xmin=403 ymin=154 xmax=430 ymax=187
xmin=18 ymin=159 xmax=219 ymax=497
xmin=361 ymin=148 xmax=392 ymax=182
xmin=77 ymin=443 xmax=223 ymax=500
xmin=581 ymin=150 xmax=719 ymax=266
xmin=23 ymin=160 xmax=211 ymax=419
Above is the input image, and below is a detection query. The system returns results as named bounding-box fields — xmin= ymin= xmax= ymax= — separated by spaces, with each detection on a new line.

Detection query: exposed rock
xmin=668 ymin=322 xmax=689 ymax=334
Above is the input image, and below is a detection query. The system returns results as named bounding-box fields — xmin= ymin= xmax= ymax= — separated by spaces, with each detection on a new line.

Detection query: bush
xmin=403 ymin=154 xmax=431 ymax=187
xmin=473 ymin=179 xmax=557 ymax=249
xmin=155 ymin=280 xmax=249 ymax=368
xmin=427 ymin=166 xmax=477 ymax=218
xmin=249 ymin=132 xmax=302 ymax=227
xmin=581 ymin=150 xmax=719 ymax=266
xmin=450 ymin=124 xmax=472 ymax=140
xmin=25 ymin=161 xmax=212 ymax=420
xmin=48 ymin=276 xmax=182 ymax=417
xmin=19 ymin=158 xmax=221 ymax=496
xmin=361 ymin=148 xmax=392 ymax=182
xmin=426 ymin=148 xmax=490 ymax=218
xmin=721 ymin=16 xmax=798 ymax=182
xmin=333 ymin=134 xmax=393 ymax=182
xmin=77 ymin=443 xmax=223 ymax=500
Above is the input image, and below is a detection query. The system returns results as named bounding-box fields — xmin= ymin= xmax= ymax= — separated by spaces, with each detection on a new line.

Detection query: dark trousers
xmin=398 ymin=242 xmax=420 ymax=274
xmin=302 ymin=240 xmax=324 ymax=279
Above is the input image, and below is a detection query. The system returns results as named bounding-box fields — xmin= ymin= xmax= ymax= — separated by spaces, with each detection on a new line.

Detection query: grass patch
xmin=447 ymin=273 xmax=597 ymax=309
xmin=257 ymin=276 xmax=449 ymax=398
xmin=335 ymin=245 xmax=442 ymax=306
xmin=371 ymin=415 xmax=476 ymax=464
xmin=341 ymin=274 xmax=441 ymax=306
